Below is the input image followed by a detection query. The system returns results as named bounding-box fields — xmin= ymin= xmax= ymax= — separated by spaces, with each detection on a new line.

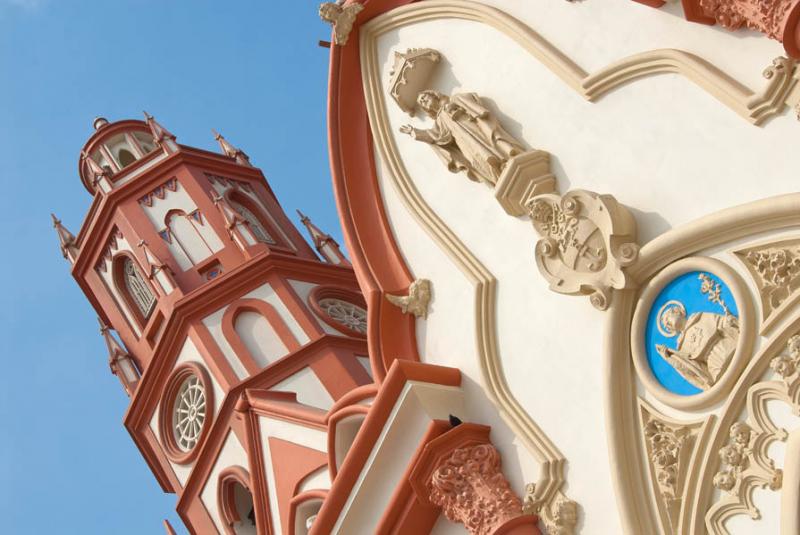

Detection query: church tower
xmin=54 ymin=115 xmax=372 ymax=533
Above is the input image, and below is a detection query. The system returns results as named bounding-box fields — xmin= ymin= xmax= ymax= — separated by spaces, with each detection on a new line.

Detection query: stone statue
xmin=400 ymin=90 xmax=525 ymax=186
xmin=319 ymin=2 xmax=364 ymax=46
xmin=655 ymin=294 xmax=740 ymax=391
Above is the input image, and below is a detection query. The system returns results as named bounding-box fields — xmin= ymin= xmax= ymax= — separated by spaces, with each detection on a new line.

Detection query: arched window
xmin=218 ymin=467 xmax=257 ymax=535
xmin=115 ymin=256 xmax=156 ymax=321
xmin=229 ymin=194 xmax=277 ymax=245
xmin=118 ymin=148 xmax=136 ymax=167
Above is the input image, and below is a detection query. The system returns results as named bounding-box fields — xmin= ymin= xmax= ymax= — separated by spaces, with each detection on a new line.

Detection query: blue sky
xmin=0 ymin=1 xmax=339 ymax=533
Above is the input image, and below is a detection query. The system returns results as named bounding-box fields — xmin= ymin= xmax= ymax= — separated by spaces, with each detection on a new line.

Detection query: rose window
xmin=172 ymin=374 xmax=207 ymax=452
xmin=318 ymin=298 xmax=367 ymax=334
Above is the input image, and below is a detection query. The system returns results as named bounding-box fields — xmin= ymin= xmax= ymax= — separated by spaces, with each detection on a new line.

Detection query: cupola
xmin=78 ymin=113 xmax=177 ymax=194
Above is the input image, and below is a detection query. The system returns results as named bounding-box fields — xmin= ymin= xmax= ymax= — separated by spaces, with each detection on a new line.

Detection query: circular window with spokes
xmin=308 ymin=286 xmax=368 ymax=337
xmin=159 ymin=363 xmax=214 ymax=463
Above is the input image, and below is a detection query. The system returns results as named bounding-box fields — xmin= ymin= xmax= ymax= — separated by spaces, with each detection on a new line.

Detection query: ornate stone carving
xmin=400 ymin=90 xmax=527 ymax=187
xmin=409 ymin=424 xmax=541 ymax=535
xmin=695 ymin=0 xmax=800 ymax=58
xmin=319 ymin=2 xmax=364 ymax=46
xmin=705 ymin=334 xmax=800 ymax=530
xmin=735 ymin=238 xmax=800 ymax=332
xmin=524 ymin=486 xmax=576 ymax=535
xmin=386 ymin=278 xmax=432 ymax=318
xmin=389 ymin=48 xmax=442 ymax=115
xmin=638 ymin=402 xmax=706 ymax=534
xmin=428 ymin=443 xmax=525 ymax=535
xmin=654 ymin=274 xmax=740 ymax=390
xmin=526 ymin=190 xmax=638 ymax=310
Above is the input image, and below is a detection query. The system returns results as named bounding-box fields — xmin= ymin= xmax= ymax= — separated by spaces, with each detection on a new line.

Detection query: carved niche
xmin=526 ymin=190 xmax=639 ymax=310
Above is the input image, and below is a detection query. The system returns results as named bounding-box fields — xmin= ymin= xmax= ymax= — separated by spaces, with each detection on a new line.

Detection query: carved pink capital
xmin=409 ymin=424 xmax=540 ymax=535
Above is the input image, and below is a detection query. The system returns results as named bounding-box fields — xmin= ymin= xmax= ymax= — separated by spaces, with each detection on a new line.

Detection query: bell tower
xmin=54 ymin=114 xmax=372 ymax=533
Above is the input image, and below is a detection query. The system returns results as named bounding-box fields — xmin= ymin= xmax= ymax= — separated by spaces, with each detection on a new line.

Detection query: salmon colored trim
xmin=326 ymin=0 xmax=421 ymax=382
xmin=326 ymin=404 xmax=370 ymax=480
xmin=311 ymin=360 xmax=461 ymax=533
xmin=158 ymin=362 xmax=216 ymax=465
xmin=374 ymin=420 xmax=449 ymax=534
xmin=288 ymin=489 xmax=329 ymax=535
xmin=238 ymin=398 xmax=275 ymax=535
xmin=268 ymin=437 xmax=328 ymax=535
xmin=222 ymin=297 xmax=301 ymax=376
xmin=308 ymin=285 xmax=368 ymax=339
xmin=271 ymin=276 xmax=327 ymax=340
xmin=217 ymin=465 xmax=254 ymax=535
xmin=325 ymin=383 xmax=378 ymax=420
xmin=246 ymin=390 xmax=328 ymax=429
xmin=175 ymin=335 xmax=363 ymax=531
xmin=188 ymin=322 xmax=239 ymax=390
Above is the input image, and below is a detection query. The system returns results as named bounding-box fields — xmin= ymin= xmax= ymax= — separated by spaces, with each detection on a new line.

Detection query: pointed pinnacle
xmin=51 ymin=213 xmax=60 ymax=226
xmin=296 ymin=209 xmax=309 ymax=222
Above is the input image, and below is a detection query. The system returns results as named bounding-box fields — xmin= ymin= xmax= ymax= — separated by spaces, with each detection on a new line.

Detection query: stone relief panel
xmin=527 ymin=190 xmax=638 ymax=310
xmin=735 ymin=237 xmax=800 ymax=334
xmin=638 ymin=400 xmax=711 ymax=535
xmin=703 ymin=333 xmax=800 ymax=532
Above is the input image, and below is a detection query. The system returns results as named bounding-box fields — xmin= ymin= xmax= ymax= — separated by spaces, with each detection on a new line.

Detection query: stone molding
xmin=360 ymin=7 xmax=579 ymax=531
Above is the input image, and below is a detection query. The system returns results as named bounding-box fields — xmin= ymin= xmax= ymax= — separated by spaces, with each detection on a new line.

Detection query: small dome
xmin=93 ymin=117 xmax=109 ymax=130
xmin=78 ymin=118 xmax=160 ymax=194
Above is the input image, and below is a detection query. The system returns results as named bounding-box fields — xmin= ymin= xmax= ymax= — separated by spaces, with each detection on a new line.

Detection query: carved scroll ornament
xmin=527 ymin=190 xmax=639 ymax=310
xmin=319 ymin=1 xmax=364 ymax=45
xmin=386 ymin=278 xmax=432 ymax=318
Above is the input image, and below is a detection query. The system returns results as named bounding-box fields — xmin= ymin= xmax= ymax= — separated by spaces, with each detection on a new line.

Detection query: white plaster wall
xmin=147 ymin=336 xmax=226 ymax=488
xmin=243 ymin=283 xmax=310 ymax=346
xmin=332 ymin=382 xmax=464 ymax=533
xmin=288 ymin=279 xmax=339 ymax=336
xmin=200 ymin=430 xmax=250 ymax=535
xmin=258 ymin=415 xmax=328 ymax=535
xmin=356 ymin=356 xmax=372 ymax=379
xmin=236 ymin=311 xmax=288 ymax=367
xmin=202 ymin=307 xmax=249 ymax=381
xmin=367 ymin=2 xmax=800 ymax=532
xmin=201 ymin=282 xmax=312 ymax=381
xmin=272 ymin=368 xmax=335 ymax=411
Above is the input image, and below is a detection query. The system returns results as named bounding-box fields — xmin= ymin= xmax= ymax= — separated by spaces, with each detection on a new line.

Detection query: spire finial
xmin=51 ymin=212 xmax=79 ymax=262
xmin=143 ymin=111 xmax=175 ymax=143
xmin=212 ymin=129 xmax=253 ymax=167
xmin=296 ymin=209 xmax=349 ymax=265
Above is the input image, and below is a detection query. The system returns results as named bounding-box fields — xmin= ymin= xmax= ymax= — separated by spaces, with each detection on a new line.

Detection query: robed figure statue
xmin=400 ymin=90 xmax=525 ymax=185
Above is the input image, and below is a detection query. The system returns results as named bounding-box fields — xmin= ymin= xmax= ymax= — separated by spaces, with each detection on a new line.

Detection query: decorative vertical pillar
xmin=409 ymin=424 xmax=541 ymax=535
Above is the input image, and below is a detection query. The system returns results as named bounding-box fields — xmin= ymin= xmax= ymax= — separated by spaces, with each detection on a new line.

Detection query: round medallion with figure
xmin=631 ymin=257 xmax=754 ymax=409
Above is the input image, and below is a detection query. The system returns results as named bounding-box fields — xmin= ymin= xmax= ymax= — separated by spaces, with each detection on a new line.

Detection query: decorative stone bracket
xmin=386 ymin=278 xmax=432 ymax=318
xmin=409 ymin=423 xmax=541 ymax=535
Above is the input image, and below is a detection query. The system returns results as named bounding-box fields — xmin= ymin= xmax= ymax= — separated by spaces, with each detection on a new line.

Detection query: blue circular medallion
xmin=645 ymin=271 xmax=740 ymax=396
